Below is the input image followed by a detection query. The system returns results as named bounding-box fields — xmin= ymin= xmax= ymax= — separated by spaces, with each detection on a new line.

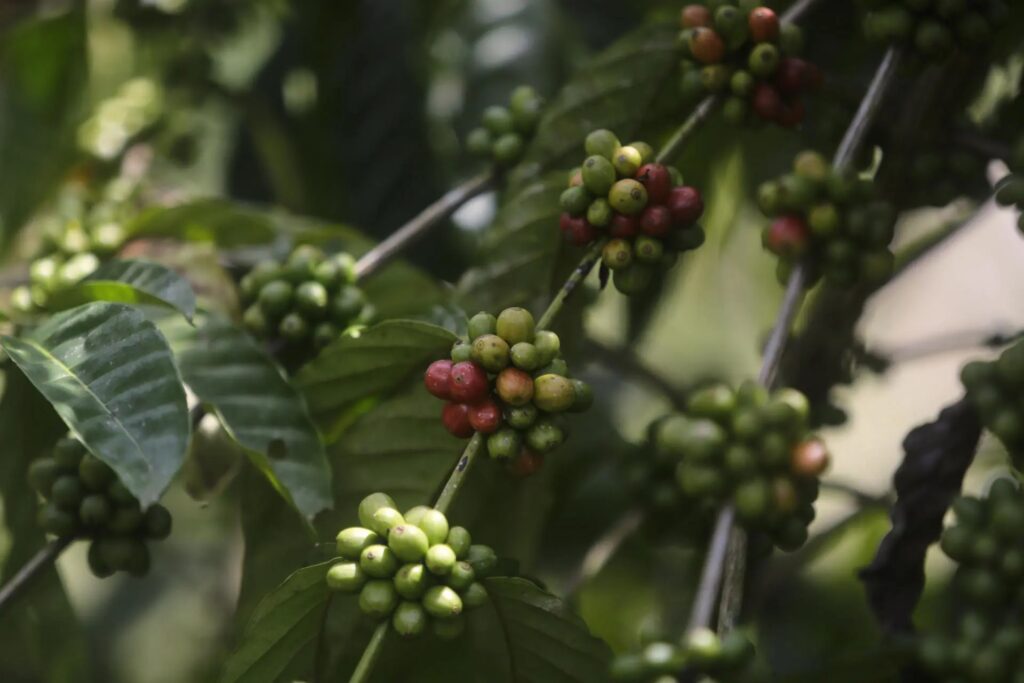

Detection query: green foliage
xmin=48 ymin=258 xmax=197 ymax=320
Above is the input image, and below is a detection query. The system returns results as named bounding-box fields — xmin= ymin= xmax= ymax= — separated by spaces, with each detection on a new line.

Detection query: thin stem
xmin=564 ymin=507 xmax=645 ymax=598
xmin=0 ymin=536 xmax=73 ymax=616
xmin=348 ymin=621 xmax=389 ymax=683
xmin=832 ymin=47 xmax=902 ymax=171
xmin=780 ymin=0 xmax=821 ymax=22
xmin=655 ymin=96 xmax=722 ymax=165
xmin=354 ymin=171 xmax=494 ymax=281
xmin=757 ymin=264 xmax=808 ymax=387
xmin=686 ymin=506 xmax=735 ymax=631
xmin=434 ymin=432 xmax=485 ymax=515
xmin=536 ymin=238 xmax=607 ymax=331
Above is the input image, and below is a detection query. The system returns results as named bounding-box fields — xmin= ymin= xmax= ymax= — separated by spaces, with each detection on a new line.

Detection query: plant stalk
xmin=354 ymin=170 xmax=494 ymax=281
xmin=347 ymin=621 xmax=389 ymax=683
xmin=565 ymin=507 xmax=646 ymax=598
xmin=434 ymin=432 xmax=485 ymax=515
xmin=0 ymin=536 xmax=73 ymax=616
xmin=536 ymin=238 xmax=608 ymax=331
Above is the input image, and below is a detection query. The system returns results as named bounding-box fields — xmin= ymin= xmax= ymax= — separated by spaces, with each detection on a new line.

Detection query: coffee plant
xmin=1 ymin=2 xmax=1023 ymax=682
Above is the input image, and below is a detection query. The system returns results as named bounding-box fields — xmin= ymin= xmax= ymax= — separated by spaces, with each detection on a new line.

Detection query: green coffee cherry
xmin=482 ymin=106 xmax=514 ymax=135
xmin=422 ymin=585 xmax=463 ymax=619
xmin=295 ymin=281 xmax=329 ymax=319
xmin=496 ymin=307 xmax=535 ymax=346
xmin=526 ymin=419 xmax=565 ymax=453
xmin=53 ymin=438 xmax=84 ymax=468
xmin=560 ymin=186 xmax=591 ymax=216
xmin=608 ymin=179 xmax=647 ymax=215
xmin=108 ymin=505 xmax=144 ymax=534
xmin=533 ymin=374 xmax=575 ymax=412
xmin=51 ymin=475 xmax=84 ymax=510
xmin=327 ymin=562 xmax=367 ymax=592
xmin=471 ymin=334 xmax=511 ymax=373
xmin=332 ymin=285 xmax=366 ymax=323
xmin=279 ymin=313 xmax=309 ymax=342
xmin=447 ymin=561 xmax=476 ymax=590
xmin=612 ymin=264 xmax=654 ymax=294
xmin=388 ymin=524 xmax=430 ymax=563
xmin=28 ymin=459 xmax=60 ymax=496
xmin=394 ymin=563 xmax=430 ymax=600
xmin=466 ymin=128 xmax=492 ymax=156
xmin=587 ymin=198 xmax=613 ymax=227
xmin=570 ymin=380 xmax=594 ymax=412
xmin=585 ymin=129 xmax=620 ymax=159
xmin=370 ymin=507 xmax=405 ymax=537
xmin=243 ymin=305 xmax=268 ymax=336
xmin=533 ymin=331 xmax=560 ymax=366
xmin=360 ymin=544 xmax=399 ymax=578
xmin=87 ymin=541 xmax=114 ymax=579
xmin=466 ymin=544 xmax=497 ymax=575
xmin=602 ymin=239 xmax=633 ymax=270
xmin=426 ymin=544 xmax=457 ymax=575
xmin=417 ymin=510 xmax=450 ymax=546
xmin=493 ymin=134 xmax=524 ymax=165
xmin=582 ymin=155 xmax=616 ymax=195
xmin=612 ymin=146 xmax=643 ymax=177
xmin=392 ymin=601 xmax=428 ymax=637
xmin=509 ymin=342 xmax=540 ymax=371
xmin=358 ymin=493 xmax=397 ymax=530
xmin=446 ymin=526 xmax=472 ymax=558
xmin=79 ymin=494 xmax=111 ymax=526
xmin=487 ymin=428 xmax=522 ymax=460
xmin=468 ymin=312 xmax=497 ymax=340
xmin=451 ymin=342 xmax=472 ymax=363
xmin=108 ymin=479 xmax=135 ymax=504
xmin=463 ymin=582 xmax=488 ymax=608
xmin=143 ymin=505 xmax=172 ymax=539
xmin=38 ymin=502 xmax=76 ymax=537
xmin=337 ymin=527 xmax=380 ymax=560
xmin=505 ymin=405 xmax=538 ymax=430
xmin=258 ymin=281 xmax=294 ymax=318
xmin=359 ymin=580 xmax=399 ymax=619
xmin=403 ymin=506 xmax=431 ymax=527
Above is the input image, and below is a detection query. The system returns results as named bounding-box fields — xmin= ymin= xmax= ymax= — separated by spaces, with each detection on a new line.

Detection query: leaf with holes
xmin=218 ymin=561 xmax=332 ymax=683
xmin=480 ymin=577 xmax=612 ymax=682
xmin=160 ymin=312 xmax=331 ymax=521
xmin=48 ymin=258 xmax=196 ymax=321
xmin=0 ymin=302 xmax=190 ymax=506
xmin=294 ymin=320 xmax=457 ymax=440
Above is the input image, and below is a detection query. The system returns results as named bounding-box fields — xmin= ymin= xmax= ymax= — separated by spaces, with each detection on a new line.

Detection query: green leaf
xmin=160 ymin=312 xmax=331 ymax=520
xmin=294 ymin=320 xmax=457 ymax=440
xmin=48 ymin=258 xmax=197 ymax=321
xmin=482 ymin=577 xmax=612 ymax=682
xmin=0 ymin=369 xmax=88 ymax=681
xmin=219 ymin=561 xmax=332 ymax=683
xmin=0 ymin=302 xmax=189 ymax=506
xmin=127 ymin=199 xmax=277 ymax=246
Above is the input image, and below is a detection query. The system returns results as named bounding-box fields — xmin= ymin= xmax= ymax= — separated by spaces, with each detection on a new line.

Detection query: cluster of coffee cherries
xmin=240 ymin=245 xmax=372 ymax=352
xmin=424 ymin=308 xmax=591 ymax=476
xmin=12 ymin=179 xmax=133 ymax=314
xmin=326 ymin=493 xmax=496 ymax=640
xmin=678 ymin=2 xmax=819 ymax=128
xmin=559 ymin=129 xmax=706 ymax=295
xmin=28 ymin=436 xmax=172 ymax=578
xmin=961 ymin=341 xmax=1024 ymax=469
xmin=862 ymin=0 xmax=1008 ymax=60
xmin=611 ymin=628 xmax=755 ymax=683
xmin=995 ymin=135 xmax=1024 ymax=234
xmin=758 ymin=150 xmax=897 ymax=289
xmin=465 ymin=86 xmax=544 ymax=168
xmin=652 ymin=382 xmax=828 ymax=551
xmin=917 ymin=480 xmax=1024 ymax=681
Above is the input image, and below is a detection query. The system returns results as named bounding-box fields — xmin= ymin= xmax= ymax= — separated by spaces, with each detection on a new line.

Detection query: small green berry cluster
xmin=758 ymin=150 xmax=897 ymax=289
xmin=611 ymin=628 xmax=755 ymax=683
xmin=424 ymin=308 xmax=592 ymax=477
xmin=465 ymin=86 xmax=544 ymax=168
xmin=559 ymin=129 xmax=706 ymax=295
xmin=240 ymin=245 xmax=372 ymax=351
xmin=961 ymin=342 xmax=1024 ymax=469
xmin=862 ymin=0 xmax=1008 ymax=61
xmin=995 ymin=135 xmax=1024 ymax=235
xmin=652 ymin=382 xmax=828 ymax=551
xmin=678 ymin=2 xmax=820 ymax=128
xmin=12 ymin=180 xmax=132 ymax=314
xmin=326 ymin=493 xmax=496 ymax=640
xmin=917 ymin=480 xmax=1024 ymax=681
xmin=28 ymin=436 xmax=172 ymax=578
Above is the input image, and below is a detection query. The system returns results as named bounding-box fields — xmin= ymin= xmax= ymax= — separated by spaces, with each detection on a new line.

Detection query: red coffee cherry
xmin=424 ymin=360 xmax=453 ymax=400
xmin=442 ymin=403 xmax=474 ymax=438
xmin=776 ymin=99 xmax=805 ymax=128
xmin=609 ymin=213 xmax=640 ymax=239
xmin=640 ymin=205 xmax=672 ymax=238
xmin=690 ymin=28 xmax=725 ymax=65
xmin=752 ymin=83 xmax=782 ymax=122
xmin=792 ymin=438 xmax=830 ymax=477
xmin=775 ymin=58 xmax=807 ymax=96
xmin=508 ymin=448 xmax=544 ymax=478
xmin=448 ymin=361 xmax=489 ymax=404
xmin=666 ymin=186 xmax=704 ymax=226
xmin=748 ymin=7 xmax=780 ymax=43
xmin=636 ymin=164 xmax=672 ymax=205
xmin=496 ymin=368 xmax=535 ymax=407
xmin=468 ymin=399 xmax=503 ymax=434
xmin=765 ymin=215 xmax=810 ymax=257
xmin=562 ymin=216 xmax=597 ymax=246
xmin=681 ymin=4 xmax=712 ymax=29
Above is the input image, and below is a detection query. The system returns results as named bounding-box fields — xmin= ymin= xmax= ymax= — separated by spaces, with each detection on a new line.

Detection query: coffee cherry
xmin=586 ymin=198 xmax=613 ymax=228
xmin=636 ymin=164 xmax=671 ymax=204
xmin=534 ymin=374 xmax=576 ymax=413
xmin=570 ymin=380 xmax=594 ymax=412
xmin=749 ymin=43 xmax=780 ymax=77
xmin=108 ymin=479 xmax=135 ymax=504
xmin=634 ymin=236 xmax=664 ymax=263
xmin=426 ymin=544 xmax=457 ymax=575
xmin=562 ymin=216 xmax=597 ymax=246
xmin=51 ymin=475 xmax=84 ymax=510
xmin=360 ymin=544 xmax=399 ymax=578
xmin=487 ymin=427 xmax=522 ymax=460
xmin=358 ymin=493 xmax=397 ymax=530
xmin=87 ymin=542 xmax=114 ymax=579
xmin=53 ymin=438 xmax=84 ymax=468
xmin=560 ymin=186 xmax=591 ymax=216
xmin=467 ymin=312 xmax=497 ymax=340
xmin=526 ymin=419 xmax=565 ymax=453
xmin=613 ymin=264 xmax=655 ymax=295
xmin=533 ymin=331 xmax=560 ymax=366
xmin=471 ymin=334 xmax=510 ymax=373
xmin=496 ymin=368 xmax=535 ymax=406
xmin=752 ymin=83 xmax=782 ymax=121
xmin=585 ymin=129 xmax=620 ymax=159
xmin=279 ymin=313 xmax=309 ymax=342
xmin=28 ymin=459 xmax=60 ymax=497
xmin=602 ymin=239 xmax=633 ymax=270
xmin=463 ymin=582 xmax=488 ymax=608
xmin=258 ymin=281 xmax=293 ymax=318
xmin=505 ymin=404 xmax=539 ymax=430
xmin=332 ymin=285 xmax=366 ymax=324
xmin=448 ymin=361 xmax=489 ymax=404
xmin=582 ymin=155 xmax=616 ymax=195
xmin=38 ymin=502 xmax=77 ymax=537
xmin=327 ymin=562 xmax=367 ymax=593
xmin=482 ymin=106 xmax=514 ymax=135
xmin=690 ymin=27 xmax=725 ymax=64
xmin=79 ymin=494 xmax=111 ymax=526
xmin=468 ymin=399 xmax=503 ymax=434
xmin=509 ymin=85 xmax=542 ymax=132
xmin=608 ymin=213 xmax=640 ymax=238
xmin=446 ymin=527 xmax=472 ymax=558
xmin=394 ymin=563 xmax=430 ymax=600
xmin=337 ymin=527 xmax=380 ymax=560
xmin=450 ymin=342 xmax=472 ymax=363
xmin=423 ymin=585 xmax=463 ymax=619
xmin=392 ymin=601 xmax=428 ymax=638
xmin=749 ymin=7 xmax=779 ymax=42
xmin=433 ymin=615 xmax=466 ymax=640
xmin=613 ymin=146 xmax=643 ymax=178
xmin=496 ymin=307 xmax=535 ymax=345
xmin=666 ymin=186 xmax=703 ymax=226
xmin=509 ymin=342 xmax=540 ymax=371
xmin=417 ymin=510 xmax=450 ymax=545
xmin=609 ymin=179 xmax=648 ymax=216
xmin=764 ymin=215 xmax=810 ymax=258
xmin=493 ymin=134 xmax=524 ymax=165
xmin=442 ymin=403 xmax=474 ymax=438
xmin=681 ymin=4 xmax=712 ymax=29
xmin=639 ymin=206 xmax=672 ymax=238
xmin=424 ymin=360 xmax=453 ymax=400
xmin=466 ymin=544 xmax=498 ymax=575
xmin=360 ymin=580 xmax=398 ymax=619
xmin=508 ymin=448 xmax=544 ymax=477
xmin=388 ymin=524 xmax=430 ymax=563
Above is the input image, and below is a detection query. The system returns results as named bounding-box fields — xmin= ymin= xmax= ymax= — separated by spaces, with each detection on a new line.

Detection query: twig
xmin=655 ymin=96 xmax=722 ymax=164
xmin=564 ymin=508 xmax=645 ymax=598
xmin=780 ymin=0 xmax=822 ymax=23
xmin=833 ymin=48 xmax=903 ymax=172
xmin=758 ymin=264 xmax=808 ymax=387
xmin=536 ymin=239 xmax=607 ymax=331
xmin=686 ymin=507 xmax=736 ymax=631
xmin=0 ymin=536 xmax=73 ymax=616
xmin=347 ymin=620 xmax=389 ymax=683
xmin=434 ymin=432 xmax=485 ymax=515
xmin=884 ymin=327 xmax=1024 ymax=364
xmin=354 ymin=171 xmax=494 ymax=281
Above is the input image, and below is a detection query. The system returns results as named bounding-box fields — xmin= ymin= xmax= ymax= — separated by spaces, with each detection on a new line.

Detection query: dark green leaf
xmin=127 ymin=199 xmax=277 ymax=247
xmin=49 ymin=258 xmax=197 ymax=321
xmin=482 ymin=577 xmax=612 ymax=682
xmin=160 ymin=312 xmax=331 ymax=520
xmin=0 ymin=303 xmax=190 ymax=506
xmin=294 ymin=320 xmax=456 ymax=440
xmin=219 ymin=561 xmax=332 ymax=683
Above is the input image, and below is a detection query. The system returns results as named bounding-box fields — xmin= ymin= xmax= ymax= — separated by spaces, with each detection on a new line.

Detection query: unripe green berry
xmin=144 ymin=504 xmax=172 ymax=539
xmin=633 ymin=236 xmax=664 ymax=263
xmin=585 ymin=129 xmax=620 ymax=160
xmin=51 ymin=475 xmax=84 ymax=510
xmin=446 ymin=561 xmax=475 ymax=590
xmin=570 ymin=379 xmax=593 ymax=413
xmin=392 ymin=601 xmax=427 ymax=637
xmin=108 ymin=479 xmax=135 ymax=504
xmin=28 ymin=459 xmax=60 ymax=497
xmin=279 ymin=313 xmax=309 ymax=342
xmin=463 ymin=581 xmax=488 ymax=608
xmin=466 ymin=544 xmax=497 ymax=575
xmin=471 ymin=334 xmax=511 ymax=373
xmin=612 ymin=146 xmax=643 ymax=177
xmin=337 ymin=527 xmax=380 ymax=560
xmin=505 ymin=404 xmax=538 ymax=430
xmin=526 ymin=419 xmax=565 ymax=453
xmin=295 ymin=281 xmax=329 ymax=319
xmin=560 ymin=186 xmax=591 ymax=217
xmin=582 ymin=155 xmax=617 ymax=196
xmin=509 ymin=85 xmax=542 ymax=132
xmin=466 ymin=127 xmax=492 ymax=156
xmin=360 ymin=544 xmax=399 ymax=578
xmin=450 ymin=342 xmax=472 ymax=363
xmin=487 ymin=427 xmax=522 ymax=461
xmin=313 ymin=259 xmax=344 ymax=292
xmin=423 ymin=585 xmax=463 ymax=618
xmin=612 ymin=263 xmax=654 ymax=294
xmin=533 ymin=374 xmax=576 ymax=412
xmin=446 ymin=527 xmax=472 ymax=558
xmin=482 ymin=106 xmax=514 ymax=135
xmin=734 ymin=479 xmax=771 ymax=522
xmin=394 ymin=563 xmax=430 ymax=600
xmin=258 ymin=281 xmax=294 ymax=318
xmin=108 ymin=504 xmax=144 ymax=534
xmin=79 ymin=494 xmax=111 ymax=526
xmin=38 ymin=502 xmax=76 ymax=537
xmin=509 ymin=342 xmax=540 ymax=371
xmin=533 ymin=330 xmax=559 ymax=366
xmin=417 ymin=509 xmax=450 ymax=545
xmin=53 ymin=438 xmax=85 ymax=469
xmin=388 ymin=524 xmax=430 ymax=563
xmin=628 ymin=141 xmax=654 ymax=164
xmin=87 ymin=541 xmax=114 ymax=579
xmin=331 ymin=285 xmax=366 ymax=325
xmin=586 ymin=198 xmax=613 ymax=227
xmin=359 ymin=579 xmax=398 ymax=619
xmin=327 ymin=561 xmax=366 ymax=592
xmin=467 ymin=312 xmax=497 ymax=341
xmin=730 ymin=70 xmax=755 ymax=96
xmin=426 ymin=544 xmax=457 ymax=575
xmin=370 ymin=507 xmax=405 ymax=538
xmin=243 ymin=305 xmax=268 ymax=336
xmin=493 ymin=133 xmax=524 ymax=165
xmin=602 ymin=239 xmax=633 ymax=270
xmin=495 ymin=307 xmax=535 ymax=346
xmin=313 ymin=322 xmax=339 ymax=349
xmin=358 ymin=493 xmax=397 ymax=530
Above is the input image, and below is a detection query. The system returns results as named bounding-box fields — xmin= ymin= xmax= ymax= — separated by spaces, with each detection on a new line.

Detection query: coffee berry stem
xmin=0 ymin=536 xmax=73 ymax=616
xmin=434 ymin=432 xmax=485 ymax=515
xmin=353 ymin=170 xmax=494 ymax=281
xmin=348 ymin=619 xmax=389 ymax=683
xmin=564 ymin=507 xmax=645 ymax=599
xmin=688 ymin=47 xmax=905 ymax=642
xmin=536 ymin=238 xmax=608 ymax=332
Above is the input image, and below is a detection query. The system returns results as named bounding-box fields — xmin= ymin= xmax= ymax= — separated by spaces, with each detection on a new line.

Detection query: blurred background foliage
xmin=0 ymin=0 xmax=1023 ymax=682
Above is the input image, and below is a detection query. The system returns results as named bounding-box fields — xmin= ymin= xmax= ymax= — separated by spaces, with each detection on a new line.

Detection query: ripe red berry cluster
xmin=678 ymin=2 xmax=821 ymax=128
xmin=651 ymin=382 xmax=829 ymax=551
xmin=326 ymin=493 xmax=496 ymax=640
xmin=28 ymin=436 xmax=172 ymax=578
xmin=465 ymin=86 xmax=544 ymax=168
xmin=961 ymin=342 xmax=1024 ymax=471
xmin=862 ymin=0 xmax=1008 ymax=61
xmin=918 ymin=480 xmax=1024 ymax=681
xmin=423 ymin=307 xmax=592 ymax=476
xmin=559 ymin=129 xmax=706 ymax=295
xmin=239 ymin=244 xmax=372 ymax=352
xmin=758 ymin=150 xmax=897 ymax=289
xmin=611 ymin=628 xmax=755 ymax=682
